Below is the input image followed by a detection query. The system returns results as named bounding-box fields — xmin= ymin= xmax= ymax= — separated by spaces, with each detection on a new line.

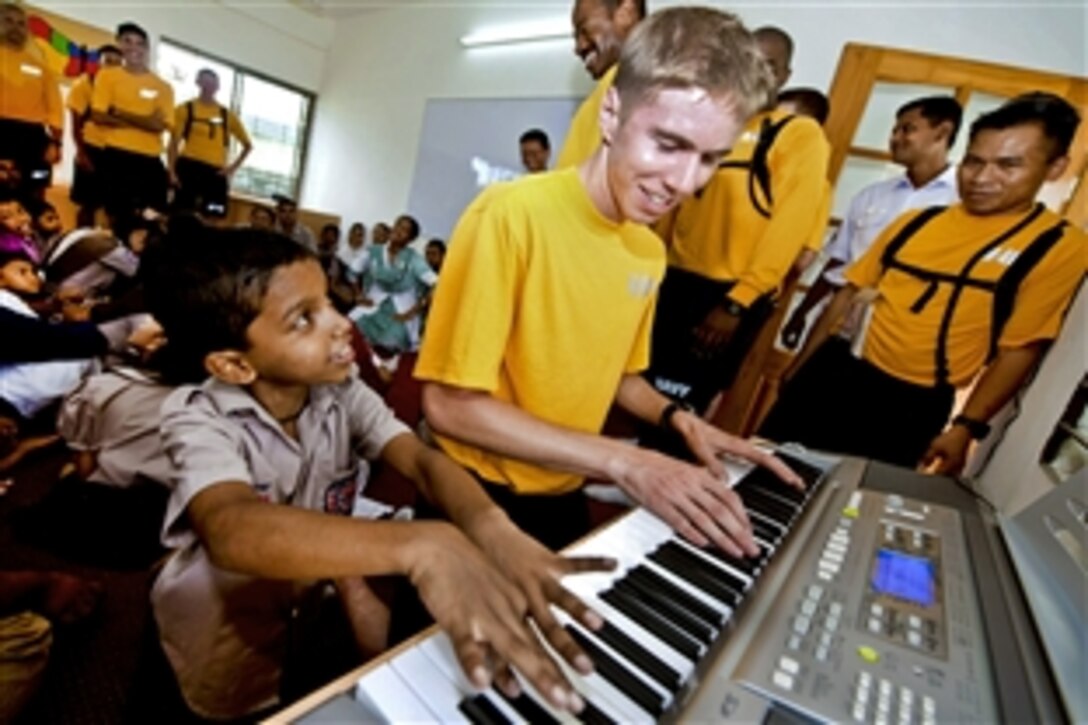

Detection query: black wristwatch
xmin=659 ymin=400 xmax=695 ymax=430
xmin=952 ymin=414 xmax=991 ymax=440
xmin=719 ymin=297 xmax=747 ymax=317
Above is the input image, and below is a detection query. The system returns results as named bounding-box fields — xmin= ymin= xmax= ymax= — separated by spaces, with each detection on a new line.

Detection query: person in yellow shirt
xmin=417 ymin=8 xmax=801 ymax=556
xmin=762 ymin=92 xmax=1085 ymax=474
xmin=90 ymin=23 xmax=174 ymax=226
xmin=0 ymin=3 xmax=62 ymax=198
xmin=67 ymin=44 xmax=123 ymax=228
xmin=555 ymin=0 xmax=644 ymax=169
xmin=646 ymin=30 xmax=831 ymax=421
xmin=168 ymin=68 xmax=252 ymax=219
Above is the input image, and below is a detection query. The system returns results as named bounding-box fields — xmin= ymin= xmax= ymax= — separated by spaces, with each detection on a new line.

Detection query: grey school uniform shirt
xmin=152 ymin=374 xmax=409 ymax=720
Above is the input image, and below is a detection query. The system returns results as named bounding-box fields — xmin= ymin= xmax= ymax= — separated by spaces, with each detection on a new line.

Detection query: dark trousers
xmin=759 ymin=338 xmax=955 ymax=468
xmin=0 ymin=118 xmax=50 ymax=196
xmin=644 ymin=267 xmax=774 ymax=415
xmin=101 ymin=147 xmax=168 ymax=222
xmin=173 ymin=157 xmax=229 ymax=217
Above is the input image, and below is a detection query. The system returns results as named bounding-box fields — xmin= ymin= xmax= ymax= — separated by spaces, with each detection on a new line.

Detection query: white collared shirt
xmin=824 ymin=165 xmax=959 ymax=286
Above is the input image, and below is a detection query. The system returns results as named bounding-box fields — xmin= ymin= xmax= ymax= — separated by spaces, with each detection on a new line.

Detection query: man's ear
xmin=600 ymin=86 xmax=622 ymax=147
xmin=1045 ymin=153 xmax=1070 ymax=182
xmin=204 ymin=350 xmax=258 ymax=386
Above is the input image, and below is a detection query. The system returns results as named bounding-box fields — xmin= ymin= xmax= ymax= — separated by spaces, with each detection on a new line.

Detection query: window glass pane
xmin=852 ymin=82 xmax=957 ymax=152
xmin=950 ymin=91 xmax=1008 ymax=163
xmin=832 ymin=156 xmax=902 ymax=219
xmin=233 ymin=74 xmax=310 ymax=199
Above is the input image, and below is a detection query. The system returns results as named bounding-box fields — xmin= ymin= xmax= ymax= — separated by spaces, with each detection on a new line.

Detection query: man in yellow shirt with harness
xmin=761 ymin=92 xmax=1085 ymax=474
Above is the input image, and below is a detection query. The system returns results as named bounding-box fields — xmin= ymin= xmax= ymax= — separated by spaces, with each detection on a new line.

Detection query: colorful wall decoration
xmin=24 ymin=5 xmax=113 ymax=83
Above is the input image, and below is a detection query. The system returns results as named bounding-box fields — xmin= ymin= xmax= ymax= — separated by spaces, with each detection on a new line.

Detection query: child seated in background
xmin=0 ymin=234 xmax=96 ymax=470
xmin=143 ymin=225 xmax=609 ymax=720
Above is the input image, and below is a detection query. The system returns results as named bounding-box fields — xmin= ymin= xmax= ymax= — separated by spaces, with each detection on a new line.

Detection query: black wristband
xmin=659 ymin=400 xmax=694 ymax=430
xmin=952 ymin=414 xmax=990 ymax=440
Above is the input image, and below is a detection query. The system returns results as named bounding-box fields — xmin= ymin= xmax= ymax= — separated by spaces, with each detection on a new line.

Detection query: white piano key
xmin=354 ymin=662 xmax=444 ymax=723
xmin=534 ymin=625 xmax=656 ymax=724
xmin=415 ymin=634 xmax=535 ymax=725
xmin=552 ymin=608 xmax=675 ymax=707
xmin=388 ymin=646 xmax=472 ymax=723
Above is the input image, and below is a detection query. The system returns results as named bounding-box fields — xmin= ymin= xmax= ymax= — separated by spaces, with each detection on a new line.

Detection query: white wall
xmin=35 ymin=0 xmax=334 ymax=92
xmin=303 ymin=0 xmax=1086 ymax=230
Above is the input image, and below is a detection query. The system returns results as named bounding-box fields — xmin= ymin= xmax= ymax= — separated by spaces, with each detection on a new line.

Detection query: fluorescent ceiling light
xmin=461 ymin=18 xmax=569 ymax=48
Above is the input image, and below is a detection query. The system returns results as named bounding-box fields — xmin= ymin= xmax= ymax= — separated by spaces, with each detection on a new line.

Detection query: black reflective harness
xmin=877 ymin=202 xmax=1068 ymax=386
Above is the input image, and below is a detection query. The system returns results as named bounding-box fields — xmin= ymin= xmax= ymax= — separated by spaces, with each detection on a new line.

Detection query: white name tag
xmin=138 ymin=88 xmax=159 ymax=99
xmin=19 ymin=63 xmax=43 ymax=77
xmin=209 ymin=116 xmax=223 ymax=125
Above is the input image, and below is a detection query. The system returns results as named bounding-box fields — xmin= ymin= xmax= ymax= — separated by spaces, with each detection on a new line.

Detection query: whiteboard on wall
xmin=407 ymin=97 xmax=582 ymax=241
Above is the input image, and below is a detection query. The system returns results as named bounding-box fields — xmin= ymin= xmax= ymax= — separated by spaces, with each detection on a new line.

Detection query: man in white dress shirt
xmin=781 ymin=95 xmax=962 ymax=349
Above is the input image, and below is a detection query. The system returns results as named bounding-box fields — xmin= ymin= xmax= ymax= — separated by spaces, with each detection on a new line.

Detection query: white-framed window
xmin=155 ymin=38 xmax=314 ymax=200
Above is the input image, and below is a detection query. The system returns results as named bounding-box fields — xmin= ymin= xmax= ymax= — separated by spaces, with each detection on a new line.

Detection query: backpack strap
xmin=220 ymin=106 xmax=229 ymax=147
xmin=716 ymin=115 xmax=796 ymax=217
xmin=183 ymin=101 xmax=195 ymax=142
xmin=988 ymin=219 xmax=1070 ymax=360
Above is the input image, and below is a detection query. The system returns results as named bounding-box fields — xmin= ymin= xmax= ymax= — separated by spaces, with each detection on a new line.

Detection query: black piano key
xmin=614 ymin=578 xmax=716 ymax=645
xmin=565 ymin=625 xmax=665 ymax=717
xmin=650 ymin=543 xmax=744 ymax=607
xmin=601 ymin=588 xmax=702 ymax=661
xmin=737 ymin=467 xmax=808 ymax=506
xmin=591 ymin=620 xmax=682 ymax=693
xmin=739 ymin=486 xmax=798 ymax=524
xmin=495 ymin=689 xmax=561 ymax=725
xmin=578 ymin=696 xmax=618 ymax=725
xmin=701 ymin=542 xmax=764 ymax=577
xmin=628 ymin=565 xmax=726 ymax=626
xmin=459 ymin=694 xmax=513 ymax=725
xmin=750 ymin=515 xmax=785 ymax=544
xmin=775 ymin=452 xmax=825 ymax=489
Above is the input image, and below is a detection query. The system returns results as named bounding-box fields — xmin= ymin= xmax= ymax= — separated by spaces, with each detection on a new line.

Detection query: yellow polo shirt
xmin=556 ymin=65 xmax=617 ymax=170
xmin=174 ymin=100 xmax=251 ymax=168
xmin=91 ymin=66 xmax=174 ymax=157
xmin=664 ymin=109 xmax=831 ymax=306
xmin=415 ymin=168 xmax=665 ymax=494
xmin=805 ymin=180 xmax=833 ymax=252
xmin=846 ymin=203 xmax=1087 ymax=387
xmin=66 ymin=75 xmax=105 ymax=148
xmin=0 ymin=44 xmax=62 ymax=130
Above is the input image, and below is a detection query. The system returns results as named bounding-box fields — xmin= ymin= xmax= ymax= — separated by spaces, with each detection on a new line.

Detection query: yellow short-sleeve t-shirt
xmin=555 ymin=65 xmax=617 ymax=170
xmin=666 ymin=109 xmax=831 ymax=306
xmin=174 ymin=100 xmax=251 ymax=168
xmin=415 ymin=168 xmax=666 ymax=494
xmin=91 ymin=66 xmax=174 ymax=157
xmin=66 ymin=75 xmax=106 ymax=148
xmin=846 ymin=203 xmax=1086 ymax=388
xmin=0 ymin=45 xmax=62 ymax=130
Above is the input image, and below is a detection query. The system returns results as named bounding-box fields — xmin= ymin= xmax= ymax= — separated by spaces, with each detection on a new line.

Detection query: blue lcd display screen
xmin=872 ymin=549 xmax=935 ymax=607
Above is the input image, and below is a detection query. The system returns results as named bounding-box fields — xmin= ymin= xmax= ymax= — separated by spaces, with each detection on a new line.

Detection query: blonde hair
xmin=614 ymin=6 xmax=774 ymax=122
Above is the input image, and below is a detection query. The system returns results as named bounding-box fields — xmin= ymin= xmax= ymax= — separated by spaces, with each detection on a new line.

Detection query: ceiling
xmin=291 ymin=0 xmax=569 ymax=18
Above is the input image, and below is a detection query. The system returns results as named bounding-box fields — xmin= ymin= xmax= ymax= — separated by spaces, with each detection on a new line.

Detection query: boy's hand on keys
xmin=406 ymin=522 xmax=586 ymax=714
xmin=466 ymin=508 xmax=616 ymax=676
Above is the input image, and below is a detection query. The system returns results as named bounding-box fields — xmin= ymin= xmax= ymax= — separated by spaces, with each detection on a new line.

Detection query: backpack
xmin=717 ymin=114 xmax=797 ymax=218
xmin=877 ymin=203 xmax=1068 ymax=386
xmin=183 ymin=101 xmax=230 ymax=148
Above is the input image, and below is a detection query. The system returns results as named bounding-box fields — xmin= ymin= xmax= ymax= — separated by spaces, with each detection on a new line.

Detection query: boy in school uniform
xmin=418 ymin=8 xmax=802 ymax=559
xmin=145 ymin=227 xmax=609 ymax=720
xmin=67 ymin=44 xmax=123 ymax=228
xmin=762 ymin=92 xmax=1086 ymax=473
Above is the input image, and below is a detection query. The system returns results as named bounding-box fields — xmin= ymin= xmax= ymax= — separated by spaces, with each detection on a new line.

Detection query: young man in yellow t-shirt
xmin=168 ymin=68 xmax=252 ymax=219
xmin=0 ymin=3 xmax=62 ymax=198
xmin=646 ymin=25 xmax=830 ymax=419
xmin=555 ymin=0 xmax=644 ymax=169
xmin=762 ymin=92 xmax=1086 ymax=474
xmin=67 ymin=44 xmax=123 ymax=228
xmin=417 ymin=8 xmax=802 ymax=556
xmin=91 ymin=22 xmax=174 ymax=226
